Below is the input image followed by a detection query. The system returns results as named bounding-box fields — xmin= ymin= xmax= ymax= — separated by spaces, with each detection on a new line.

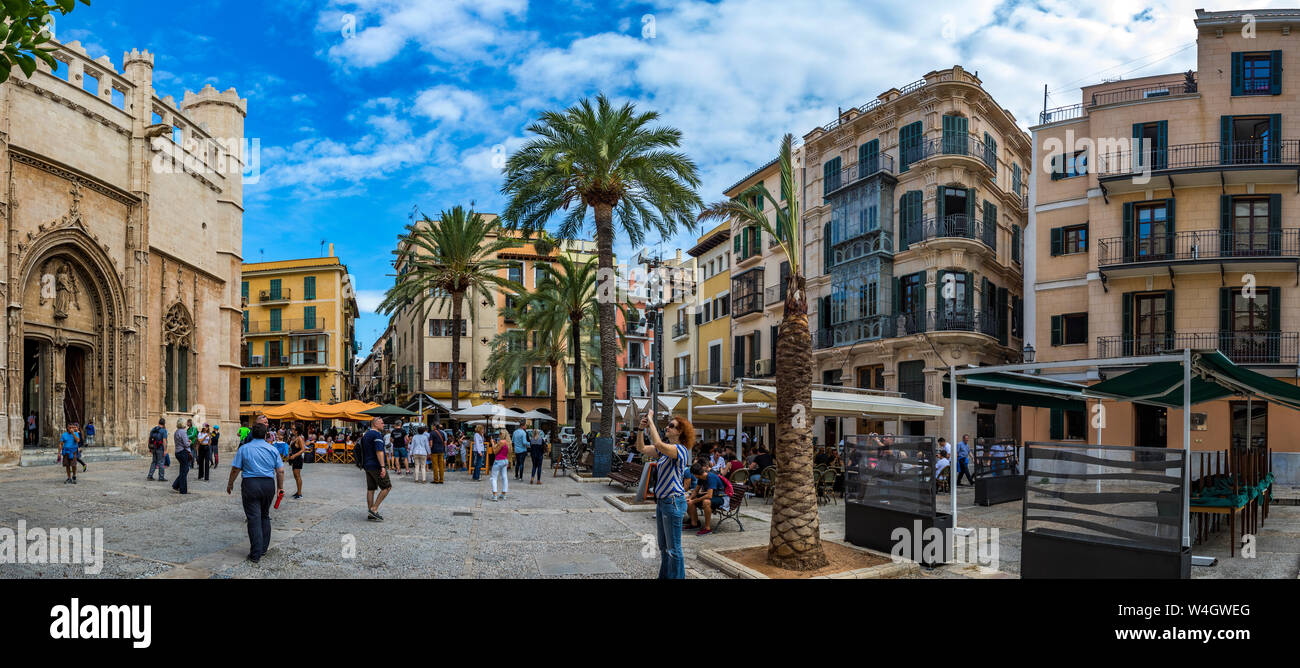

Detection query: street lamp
xmin=1022 ymin=343 xmax=1036 ymax=364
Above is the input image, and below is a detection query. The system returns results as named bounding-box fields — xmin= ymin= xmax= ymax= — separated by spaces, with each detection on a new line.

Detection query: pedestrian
xmin=209 ymin=425 xmax=221 ymax=470
xmin=955 ymin=433 xmax=975 ymax=486
xmin=512 ymin=422 xmax=528 ymax=481
xmin=488 ymin=428 xmax=510 ymax=501
xmin=187 ymin=418 xmax=198 ymax=451
xmin=471 ymin=424 xmax=486 ymax=481
xmin=529 ymin=422 xmax=546 ymax=485
xmin=409 ymin=425 xmax=430 ymax=483
xmin=84 ymin=418 xmax=95 ymax=447
xmin=26 ymin=412 xmax=37 ymax=445
xmin=196 ymin=424 xmax=212 ymax=481
xmin=71 ymin=422 xmax=87 ymax=472
xmin=225 ymin=421 xmax=284 ymax=564
xmin=60 ymin=422 xmax=80 ymax=484
xmin=360 ymin=417 xmax=392 ymax=521
xmin=238 ymin=423 xmax=250 ymax=445
xmin=429 ymin=421 xmax=446 ymax=484
xmin=391 ymin=425 xmax=410 ymax=475
xmin=287 ymin=426 xmax=306 ymax=498
xmin=632 ymin=414 xmax=695 ymax=579
xmin=147 ymin=418 xmax=167 ymax=481
xmin=172 ymin=418 xmax=193 ymax=494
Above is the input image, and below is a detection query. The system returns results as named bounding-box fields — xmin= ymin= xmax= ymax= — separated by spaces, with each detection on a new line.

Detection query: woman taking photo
xmin=633 ymin=414 xmax=694 ymax=579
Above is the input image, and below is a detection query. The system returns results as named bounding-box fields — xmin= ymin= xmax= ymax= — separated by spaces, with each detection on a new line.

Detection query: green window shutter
xmin=734 ymin=234 xmax=741 ymax=253
xmin=1221 ymin=195 xmax=1234 ymax=254
xmin=264 ymin=377 xmax=268 ymax=402
xmin=823 ymin=223 xmax=832 ymax=270
xmin=1220 ymin=116 xmax=1233 ymax=164
xmin=1231 ymin=52 xmax=1244 ymax=95
xmin=1219 ymin=288 xmax=1232 ymax=352
xmin=965 ymin=188 xmax=976 ymax=224
xmin=1122 ymin=202 xmax=1134 ymax=261
xmin=1012 ymin=163 xmax=1022 ymax=193
xmin=935 ymin=187 xmax=946 ymax=227
xmin=299 ymin=376 xmax=305 ymax=400
xmin=1271 ymin=51 xmax=1282 ymax=94
xmin=1156 ymin=120 xmax=1168 ymax=169
xmin=304 ymin=306 xmax=316 ymax=329
xmin=983 ymin=201 xmax=997 ymax=232
xmin=1164 ymin=198 xmax=1176 ymax=253
xmin=263 ymin=340 xmax=269 ymax=363
xmin=1164 ymin=290 xmax=1176 ymax=349
xmin=900 ymin=121 xmax=922 ymax=172
xmin=1050 ymin=315 xmax=1061 ymax=346
xmin=1269 ymin=193 xmax=1282 ymax=252
xmin=1012 ymin=225 xmax=1021 ymax=263
xmin=241 ymin=281 xmax=248 ymax=300
xmin=1269 ymin=114 xmax=1282 ymax=163
xmin=304 ymin=276 xmax=316 ymax=300
xmin=1050 ymin=227 xmax=1062 ymax=256
xmin=270 ymin=308 xmax=281 ymax=332
xmin=892 ymin=276 xmax=900 ymax=316
xmin=1269 ymin=287 xmax=1281 ymax=332
xmin=1049 ymin=408 xmax=1063 ymax=440
xmin=859 ymin=139 xmax=879 ymax=175
xmin=964 ymin=271 xmax=974 ymax=314
xmin=270 ymin=278 xmax=281 ymax=299
xmin=1121 ymin=292 xmax=1134 ymax=356
xmin=983 ymin=132 xmax=997 ymax=172
xmin=917 ymin=272 xmax=927 ymax=320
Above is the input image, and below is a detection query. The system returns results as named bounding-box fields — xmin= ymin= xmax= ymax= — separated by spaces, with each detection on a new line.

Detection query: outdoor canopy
xmin=943 ymin=371 xmax=1088 ymax=410
xmin=1085 ymin=350 xmax=1300 ymax=410
xmin=711 ymin=384 xmax=945 ymax=420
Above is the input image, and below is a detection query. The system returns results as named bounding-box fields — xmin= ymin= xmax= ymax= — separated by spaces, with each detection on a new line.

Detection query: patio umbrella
xmin=362 ymin=403 xmax=419 ymax=418
xmin=517 ymin=410 xmax=555 ymax=422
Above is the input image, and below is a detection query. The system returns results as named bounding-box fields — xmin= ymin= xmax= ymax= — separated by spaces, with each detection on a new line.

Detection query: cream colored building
xmin=1027 ymin=8 xmax=1300 ymax=470
xmin=1 ymin=39 xmax=246 ymax=463
xmin=801 ymin=65 xmax=1031 ymax=444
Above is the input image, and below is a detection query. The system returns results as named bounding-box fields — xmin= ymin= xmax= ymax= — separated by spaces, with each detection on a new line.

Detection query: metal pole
xmin=1095 ymin=398 xmax=1102 ymax=493
xmin=735 ymin=379 xmax=745 ymax=462
xmin=949 ymin=365 xmax=958 ymax=531
xmin=1182 ymin=348 xmax=1191 ymax=549
xmin=1246 ymin=394 xmax=1252 ymax=450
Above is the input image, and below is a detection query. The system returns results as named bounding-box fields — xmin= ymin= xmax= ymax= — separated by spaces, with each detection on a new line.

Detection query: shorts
xmin=291 ymin=457 xmax=303 ymax=470
xmin=61 ymin=450 xmax=78 ymax=463
xmin=365 ymin=468 xmax=392 ymax=491
xmin=393 ymin=447 xmax=408 ymax=459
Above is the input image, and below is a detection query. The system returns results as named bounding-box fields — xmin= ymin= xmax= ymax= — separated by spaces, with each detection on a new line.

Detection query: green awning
xmin=1084 ymin=351 xmax=1300 ymax=409
xmin=1195 ymin=351 xmax=1300 ymax=410
xmin=943 ymin=372 xmax=1088 ymax=410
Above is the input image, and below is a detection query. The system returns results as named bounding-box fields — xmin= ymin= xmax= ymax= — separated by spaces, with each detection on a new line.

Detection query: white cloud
xmin=355 ymin=289 xmax=386 ymax=314
xmin=319 ymin=0 xmax=530 ymax=68
xmin=413 ymin=85 xmax=488 ymax=124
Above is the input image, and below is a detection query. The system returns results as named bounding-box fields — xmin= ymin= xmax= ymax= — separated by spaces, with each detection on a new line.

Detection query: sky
xmin=48 ymin=0 xmax=1282 ymax=353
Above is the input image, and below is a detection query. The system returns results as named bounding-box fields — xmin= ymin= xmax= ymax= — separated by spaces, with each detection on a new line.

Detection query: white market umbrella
xmin=517 ymin=410 xmax=555 ymax=422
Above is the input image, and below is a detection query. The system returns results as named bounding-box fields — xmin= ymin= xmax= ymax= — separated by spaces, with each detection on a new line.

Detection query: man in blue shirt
xmin=226 ymin=422 xmax=285 ymax=564
xmin=955 ymin=434 xmax=975 ymax=486
xmin=512 ymin=424 xmax=529 ymax=481
xmin=361 ymin=417 xmax=391 ymax=521
xmin=60 ymin=423 xmax=80 ymax=484
xmin=685 ymin=463 xmax=727 ymax=535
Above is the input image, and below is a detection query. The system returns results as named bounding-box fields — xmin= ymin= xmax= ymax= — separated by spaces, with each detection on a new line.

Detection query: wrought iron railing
xmin=671 ymin=321 xmax=689 ymax=338
xmin=1087 ymin=80 xmax=1196 ymax=107
xmin=732 ymin=292 xmax=763 ymax=318
xmin=930 ymin=309 xmax=999 ymax=338
xmin=900 ymin=135 xmax=994 ymax=170
xmin=258 ymin=288 xmax=291 ymax=302
xmin=1094 ymin=139 xmax=1300 ymax=177
xmin=1097 ymin=331 xmax=1298 ymax=364
xmin=902 ymin=214 xmax=997 ymax=251
xmin=733 ymin=359 xmax=774 ymax=380
xmin=245 ymin=317 xmax=328 ymax=334
xmin=1097 ymin=229 xmax=1300 ymax=266
xmin=824 ymin=154 xmax=898 ymax=195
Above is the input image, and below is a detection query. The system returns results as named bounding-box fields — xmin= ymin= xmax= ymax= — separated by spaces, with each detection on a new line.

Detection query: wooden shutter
xmin=1269 ymin=287 xmax=1281 ymax=332
xmin=1164 ymin=198 xmax=1176 ymax=256
xmin=1219 ymin=288 xmax=1232 ymax=353
xmin=304 ymin=276 xmax=316 ymax=300
xmin=1049 ymin=408 xmax=1063 ymax=440
xmin=1156 ymin=120 xmax=1168 ymax=169
xmin=917 ymin=272 xmax=927 ymax=328
xmin=1231 ymin=52 xmax=1244 ymax=96
xmin=997 ymin=287 xmax=1009 ymax=346
xmin=965 ymin=188 xmax=976 ymax=225
xmin=1221 ymin=195 xmax=1234 ymax=254
xmin=823 ymin=223 xmax=832 ymax=269
xmin=1012 ymin=163 xmax=1022 ymax=193
xmin=1121 ymin=292 xmax=1134 ymax=356
xmin=1012 ymin=225 xmax=1021 ymax=263
xmin=299 ymin=376 xmax=305 ymax=401
xmin=269 ymin=278 xmax=281 ymax=299
xmin=304 ymin=305 xmax=316 ymax=330
xmin=1220 ymin=116 xmax=1233 ymax=164
xmin=1271 ymin=50 xmax=1282 ymax=95
xmin=1269 ymin=193 xmax=1282 ymax=253
xmin=1164 ymin=290 xmax=1176 ymax=349
xmin=1122 ymin=202 xmax=1134 ymax=261
xmin=1050 ymin=227 xmax=1062 ymax=256
xmin=892 ymin=277 xmax=900 ymax=316
xmin=1269 ymin=114 xmax=1282 ymax=163
xmin=1132 ymin=123 xmax=1143 ymax=169
xmin=935 ymin=187 xmax=946 ymax=233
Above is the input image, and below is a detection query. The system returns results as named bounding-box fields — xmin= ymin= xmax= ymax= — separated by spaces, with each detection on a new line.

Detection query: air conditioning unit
xmin=280 ymin=356 xmax=289 ymax=366
xmin=249 ymin=355 xmax=263 ymax=367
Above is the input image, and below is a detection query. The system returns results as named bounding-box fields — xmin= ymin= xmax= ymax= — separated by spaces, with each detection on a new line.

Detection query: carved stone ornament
xmin=163 ymin=302 xmax=193 ymax=347
xmin=38 ymin=260 xmax=81 ymax=319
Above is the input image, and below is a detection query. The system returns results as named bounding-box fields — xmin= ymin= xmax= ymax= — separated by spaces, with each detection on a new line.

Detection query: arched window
xmin=163 ymin=303 xmax=193 ymax=412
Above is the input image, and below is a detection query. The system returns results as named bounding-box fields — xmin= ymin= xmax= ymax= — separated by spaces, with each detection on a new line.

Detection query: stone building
xmin=0 ymin=39 xmax=246 ymax=464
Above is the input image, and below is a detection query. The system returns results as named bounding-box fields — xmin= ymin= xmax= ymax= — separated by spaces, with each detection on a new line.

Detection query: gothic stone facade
xmin=0 ymin=40 xmax=245 ymax=465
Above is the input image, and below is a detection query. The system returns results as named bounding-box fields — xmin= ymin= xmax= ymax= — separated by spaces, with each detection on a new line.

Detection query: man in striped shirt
xmin=634 ymin=414 xmax=695 ymax=579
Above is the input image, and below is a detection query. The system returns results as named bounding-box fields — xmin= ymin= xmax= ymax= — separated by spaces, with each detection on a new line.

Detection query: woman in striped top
xmin=635 ymin=414 xmax=695 ymax=579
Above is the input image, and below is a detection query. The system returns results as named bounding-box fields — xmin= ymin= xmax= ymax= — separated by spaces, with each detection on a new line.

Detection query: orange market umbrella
xmin=263 ymin=399 xmax=325 ymax=421
xmin=316 ymin=400 xmax=380 ymax=421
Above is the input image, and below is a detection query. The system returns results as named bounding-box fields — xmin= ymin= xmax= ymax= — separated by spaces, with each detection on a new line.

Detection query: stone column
xmin=50 ymin=336 xmax=67 ymax=439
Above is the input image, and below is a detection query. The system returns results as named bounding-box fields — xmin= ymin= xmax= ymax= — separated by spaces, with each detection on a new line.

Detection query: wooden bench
xmin=711 ymin=484 xmax=747 ymax=532
xmin=608 ymin=461 xmax=644 ymax=490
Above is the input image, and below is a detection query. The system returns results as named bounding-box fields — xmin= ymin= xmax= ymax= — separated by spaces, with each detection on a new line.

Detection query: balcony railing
xmin=1097 ymin=229 xmax=1300 ymax=267
xmin=764 ymin=283 xmax=788 ymax=306
xmin=902 ymin=214 xmax=997 ymax=251
xmin=1039 ymin=104 xmax=1084 ymax=125
xmin=245 ymin=317 xmax=329 ymax=334
xmin=1097 ymin=331 xmax=1298 ymax=365
xmin=732 ymin=292 xmax=763 ymax=318
xmin=258 ymin=288 xmax=291 ymax=303
xmin=243 ymin=351 xmax=330 ymax=368
xmin=930 ymin=309 xmax=999 ymax=338
xmin=823 ymin=154 xmax=897 ymax=196
xmin=1094 ymin=139 xmax=1300 ymax=178
xmin=1038 ymin=78 xmax=1196 ymax=124
xmin=902 ymin=135 xmax=994 ymax=171
xmin=671 ymin=321 xmax=689 ymax=338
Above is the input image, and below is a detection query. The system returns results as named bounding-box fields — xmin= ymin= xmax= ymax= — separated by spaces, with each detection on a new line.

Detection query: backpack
xmin=148 ymin=427 xmax=165 ymax=452
xmin=717 ymin=473 xmax=734 ymax=498
xmin=354 ymin=432 xmax=367 ymax=469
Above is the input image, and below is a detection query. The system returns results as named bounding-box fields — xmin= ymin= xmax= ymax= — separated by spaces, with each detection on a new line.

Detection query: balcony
xmin=243 ymin=351 xmax=330 ymax=369
xmin=258 ymin=288 xmax=291 ymax=303
xmin=1038 ymin=78 xmax=1197 ymax=125
xmin=732 ymin=292 xmax=763 ymax=319
xmin=902 ymin=215 xmax=996 ymax=252
xmin=1094 ymin=139 xmax=1300 ymax=195
xmin=1096 ymin=229 xmax=1300 ymax=277
xmin=1096 ymin=332 xmax=1299 ymax=365
xmin=902 ymin=135 xmax=995 ymax=173
xmin=245 ymin=317 xmax=329 ymax=335
xmin=930 ymin=309 xmax=999 ymax=338
xmin=764 ymin=283 xmax=788 ymax=308
xmin=823 ymin=154 xmax=898 ymax=198
xmin=667 ymin=367 xmax=734 ymax=389
xmin=815 ymin=310 xmax=1007 ymax=350
xmin=671 ymin=321 xmax=690 ymax=339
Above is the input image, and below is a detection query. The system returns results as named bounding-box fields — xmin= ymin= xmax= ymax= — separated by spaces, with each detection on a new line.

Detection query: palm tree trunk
xmin=595 ymin=206 xmax=618 ymax=442
xmin=768 ymin=273 xmax=828 ymax=570
xmin=570 ymin=314 xmax=584 ymax=447
xmin=450 ymin=292 xmax=464 ymax=413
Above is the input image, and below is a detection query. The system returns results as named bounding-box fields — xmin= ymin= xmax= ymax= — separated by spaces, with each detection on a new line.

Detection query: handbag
xmin=164 ymin=453 xmax=171 ymax=467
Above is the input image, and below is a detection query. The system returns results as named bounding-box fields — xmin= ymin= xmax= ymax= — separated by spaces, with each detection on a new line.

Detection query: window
xmin=51 ymin=58 xmax=69 ymax=81
xmin=899 ymin=121 xmax=923 ymax=172
xmin=823 ymin=156 xmax=842 ymax=195
xmin=942 ymin=115 xmax=968 ymax=155
xmin=301 ymin=376 xmax=319 ymax=401
xmin=111 ymin=87 xmax=125 ymax=109
xmin=898 ymin=272 xmax=923 ymax=314
xmin=1133 ymin=292 xmax=1170 ymax=354
xmin=151 ymin=110 xmax=163 ymax=126
xmin=1133 ymin=121 xmax=1168 ymax=170
xmin=1232 ymin=196 xmax=1273 ymax=253
xmin=266 ymin=377 xmax=284 ymax=403
xmin=429 ymin=319 xmax=442 ymax=337
xmin=240 ymin=378 xmax=250 ymax=403
xmin=1050 ymin=150 xmax=1087 ymax=179
xmin=1134 ymin=203 xmax=1169 ymax=259
xmin=269 ymin=308 xmax=282 ymax=332
xmin=1232 ymin=51 xmax=1280 ymax=95
xmin=1051 ymin=224 xmax=1087 ymax=255
xmin=304 ymin=275 xmax=316 ymax=300
xmin=1050 ymin=313 xmax=1087 ymax=346
xmin=1012 ymin=163 xmax=1022 ymax=195
xmin=508 ymin=262 xmax=523 ymax=285
xmin=1011 ymin=225 xmax=1022 ymax=264
xmin=1050 ymin=408 xmax=1087 ymax=440
xmin=532 ymin=367 xmax=551 ymax=396
xmin=1224 ymin=115 xmax=1279 ymax=164
xmin=535 ymin=264 xmax=547 ymax=287
xmin=172 ymin=125 xmax=183 ymax=144
xmin=82 ymin=70 xmax=99 ymax=95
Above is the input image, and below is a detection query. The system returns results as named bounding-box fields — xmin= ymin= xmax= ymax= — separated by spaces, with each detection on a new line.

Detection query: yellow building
xmin=240 ymin=252 xmax=359 ymax=417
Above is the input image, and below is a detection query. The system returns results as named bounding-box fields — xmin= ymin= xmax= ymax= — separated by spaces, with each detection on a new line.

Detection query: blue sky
xmin=51 ymin=0 xmax=1262 ymax=352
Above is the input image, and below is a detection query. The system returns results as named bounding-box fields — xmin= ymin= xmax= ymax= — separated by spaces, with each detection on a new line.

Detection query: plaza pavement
xmin=0 ymin=457 xmax=1296 ymax=579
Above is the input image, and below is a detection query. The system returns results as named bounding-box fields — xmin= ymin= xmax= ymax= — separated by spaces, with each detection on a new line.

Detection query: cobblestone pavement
xmin=0 ymin=458 xmax=1294 ymax=578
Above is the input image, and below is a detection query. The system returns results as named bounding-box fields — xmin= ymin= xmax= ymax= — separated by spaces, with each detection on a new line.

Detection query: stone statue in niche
xmin=39 ymin=261 xmax=81 ymax=319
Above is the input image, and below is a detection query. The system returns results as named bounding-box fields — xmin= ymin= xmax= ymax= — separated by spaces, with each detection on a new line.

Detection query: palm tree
xmin=500 ymin=94 xmax=703 ymax=444
xmin=379 ymin=206 xmax=521 ymax=413
xmin=698 ymin=134 xmax=828 ymax=571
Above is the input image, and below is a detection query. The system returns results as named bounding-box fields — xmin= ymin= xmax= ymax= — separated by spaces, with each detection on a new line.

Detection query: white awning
xmin=713 ymin=384 xmax=944 ymax=420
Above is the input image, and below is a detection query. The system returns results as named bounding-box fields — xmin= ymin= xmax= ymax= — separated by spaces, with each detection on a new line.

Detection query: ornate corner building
xmin=0 ymin=39 xmax=246 ymax=464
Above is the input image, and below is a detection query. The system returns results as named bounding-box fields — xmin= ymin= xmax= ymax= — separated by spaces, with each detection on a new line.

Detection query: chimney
xmin=329 ymin=243 xmax=335 ymax=257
